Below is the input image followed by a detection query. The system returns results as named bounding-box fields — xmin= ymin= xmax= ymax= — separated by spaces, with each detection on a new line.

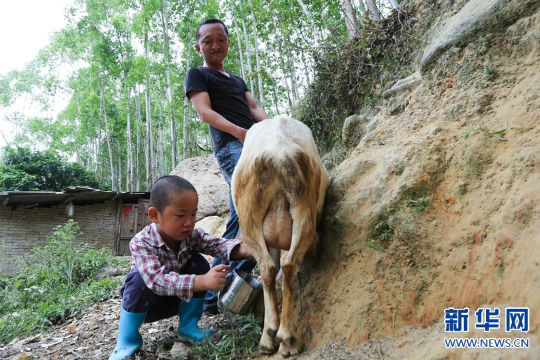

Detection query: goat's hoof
xmin=259 ymin=345 xmax=277 ymax=355
xmin=259 ymin=333 xmax=278 ymax=354
xmin=279 ymin=341 xmax=301 ymax=357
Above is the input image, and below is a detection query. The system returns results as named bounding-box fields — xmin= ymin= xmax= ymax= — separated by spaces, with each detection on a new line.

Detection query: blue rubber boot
xmin=178 ymin=298 xmax=215 ymax=344
xmin=108 ymin=308 xmax=146 ymax=360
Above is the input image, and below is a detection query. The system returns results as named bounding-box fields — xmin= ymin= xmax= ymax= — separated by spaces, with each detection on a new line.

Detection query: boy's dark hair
xmin=150 ymin=175 xmax=197 ymax=212
xmin=195 ymin=18 xmax=229 ymax=43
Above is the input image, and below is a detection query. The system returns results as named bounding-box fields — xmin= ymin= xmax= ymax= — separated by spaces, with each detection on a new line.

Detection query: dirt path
xmin=2 ymin=293 xmax=539 ymax=359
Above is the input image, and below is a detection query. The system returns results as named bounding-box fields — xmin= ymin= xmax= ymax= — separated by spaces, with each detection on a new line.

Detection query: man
xmin=184 ymin=18 xmax=268 ymax=314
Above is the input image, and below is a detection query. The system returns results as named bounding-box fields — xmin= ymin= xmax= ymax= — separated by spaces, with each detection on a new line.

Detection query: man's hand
xmin=194 ymin=264 xmax=230 ymax=291
xmin=189 ymin=90 xmax=250 ymax=143
xmin=230 ymin=242 xmax=252 ymax=259
xmin=236 ymin=127 xmax=248 ymax=143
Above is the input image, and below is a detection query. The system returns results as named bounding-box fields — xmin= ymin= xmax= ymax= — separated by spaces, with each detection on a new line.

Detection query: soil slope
xmin=260 ymin=0 xmax=540 ymax=358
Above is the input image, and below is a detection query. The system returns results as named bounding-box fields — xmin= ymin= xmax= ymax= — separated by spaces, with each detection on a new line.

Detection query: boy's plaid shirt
xmin=129 ymin=223 xmax=241 ymax=301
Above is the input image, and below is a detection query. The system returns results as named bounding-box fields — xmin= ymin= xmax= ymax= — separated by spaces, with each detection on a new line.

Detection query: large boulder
xmin=171 ymin=154 xmax=229 ymax=220
xmin=195 ymin=215 xmax=227 ymax=237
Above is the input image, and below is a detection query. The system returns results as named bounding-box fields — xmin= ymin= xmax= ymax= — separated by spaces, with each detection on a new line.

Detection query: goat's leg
xmin=247 ymin=236 xmax=280 ymax=353
xmin=276 ymin=207 xmax=316 ymax=356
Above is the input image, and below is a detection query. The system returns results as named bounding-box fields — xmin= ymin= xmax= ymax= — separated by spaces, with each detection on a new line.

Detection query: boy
xmin=185 ymin=18 xmax=268 ymax=314
xmin=109 ymin=175 xmax=251 ymax=360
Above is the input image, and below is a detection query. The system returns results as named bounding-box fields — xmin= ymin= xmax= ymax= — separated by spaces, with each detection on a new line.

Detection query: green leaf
xmin=488 ymin=128 xmax=506 ymax=136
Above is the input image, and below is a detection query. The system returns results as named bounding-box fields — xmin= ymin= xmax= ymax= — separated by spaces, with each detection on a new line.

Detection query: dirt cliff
xmin=261 ymin=0 xmax=540 ymax=358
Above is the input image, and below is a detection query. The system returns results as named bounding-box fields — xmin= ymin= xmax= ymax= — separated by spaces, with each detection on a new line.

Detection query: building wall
xmin=0 ymin=201 xmax=119 ymax=275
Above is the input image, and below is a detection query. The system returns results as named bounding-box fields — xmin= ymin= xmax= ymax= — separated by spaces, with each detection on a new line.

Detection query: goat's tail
xmin=269 ymin=147 xmax=312 ymax=202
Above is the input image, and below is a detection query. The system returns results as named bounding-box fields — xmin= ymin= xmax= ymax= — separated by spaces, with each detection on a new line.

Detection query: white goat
xmin=232 ymin=116 xmax=329 ymax=356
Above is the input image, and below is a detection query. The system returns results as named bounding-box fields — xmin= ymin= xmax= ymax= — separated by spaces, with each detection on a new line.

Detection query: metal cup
xmin=218 ymin=268 xmax=263 ymax=315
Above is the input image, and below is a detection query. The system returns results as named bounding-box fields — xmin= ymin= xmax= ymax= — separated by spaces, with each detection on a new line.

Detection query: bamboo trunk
xmin=160 ymin=1 xmax=176 ymax=169
xmin=125 ymin=87 xmax=133 ymax=192
xmin=249 ymin=3 xmax=264 ymax=105
xmin=99 ymin=75 xmax=117 ymax=191
xmin=144 ymin=34 xmax=153 ymax=190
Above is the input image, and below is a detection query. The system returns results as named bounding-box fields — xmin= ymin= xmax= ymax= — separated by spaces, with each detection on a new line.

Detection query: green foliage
xmin=369 ymin=217 xmax=393 ymax=250
xmin=0 ymin=220 xmax=128 ymax=344
xmin=369 ymin=196 xmax=430 ymax=250
xmin=185 ymin=314 xmax=262 ymax=360
xmin=296 ymin=10 xmax=418 ymax=152
xmin=484 ymin=65 xmax=497 ymax=80
xmin=0 ymin=146 xmax=106 ymax=191
xmin=407 ymin=197 xmax=429 ymax=212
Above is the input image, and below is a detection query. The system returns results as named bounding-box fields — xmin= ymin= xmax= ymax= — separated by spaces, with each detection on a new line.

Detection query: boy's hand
xmin=196 ymin=264 xmax=230 ymax=291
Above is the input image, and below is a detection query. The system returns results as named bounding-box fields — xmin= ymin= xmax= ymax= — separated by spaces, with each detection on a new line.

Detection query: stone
xmin=342 ymin=115 xmax=368 ymax=147
xmin=171 ymin=154 xmax=229 ymax=220
xmin=94 ymin=266 xmax=124 ymax=280
xmin=381 ymin=72 xmax=421 ymax=116
xmin=420 ymin=0 xmax=539 ymax=73
xmin=386 ymin=94 xmax=409 ymax=116
xmin=381 ymin=72 xmax=422 ymax=99
xmin=11 ymin=352 xmax=32 ymax=360
xmin=170 ymin=341 xmax=191 ymax=358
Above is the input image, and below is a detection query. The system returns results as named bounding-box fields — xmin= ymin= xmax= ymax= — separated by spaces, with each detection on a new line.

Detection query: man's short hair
xmin=195 ymin=18 xmax=229 ymax=43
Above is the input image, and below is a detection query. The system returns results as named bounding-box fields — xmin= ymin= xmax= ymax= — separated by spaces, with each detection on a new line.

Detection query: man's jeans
xmin=204 ymin=140 xmax=256 ymax=312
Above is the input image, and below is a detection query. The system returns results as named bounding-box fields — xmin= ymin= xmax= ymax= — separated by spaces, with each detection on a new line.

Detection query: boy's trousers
xmin=120 ymin=253 xmax=209 ymax=323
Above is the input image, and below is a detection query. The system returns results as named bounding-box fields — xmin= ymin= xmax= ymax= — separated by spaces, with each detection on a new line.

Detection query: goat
xmin=232 ymin=116 xmax=329 ymax=356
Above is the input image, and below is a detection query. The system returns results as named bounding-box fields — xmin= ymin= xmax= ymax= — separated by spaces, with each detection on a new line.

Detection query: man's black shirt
xmin=185 ymin=66 xmax=256 ymax=153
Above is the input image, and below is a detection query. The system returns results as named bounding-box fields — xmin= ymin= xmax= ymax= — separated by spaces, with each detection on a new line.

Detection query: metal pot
xmin=218 ymin=268 xmax=262 ymax=315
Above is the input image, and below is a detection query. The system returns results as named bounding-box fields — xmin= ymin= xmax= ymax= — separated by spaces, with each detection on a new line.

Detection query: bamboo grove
xmin=0 ymin=0 xmax=400 ymax=191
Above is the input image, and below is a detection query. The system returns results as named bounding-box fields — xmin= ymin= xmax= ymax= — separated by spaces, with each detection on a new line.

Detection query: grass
xmin=368 ymin=197 xmax=429 ymax=252
xmin=369 ymin=216 xmax=394 ymax=251
xmin=0 ymin=220 xmax=128 ymax=344
xmin=182 ymin=314 xmax=262 ymax=360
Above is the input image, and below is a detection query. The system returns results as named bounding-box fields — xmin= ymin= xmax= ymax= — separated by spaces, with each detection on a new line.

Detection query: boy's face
xmin=149 ymin=190 xmax=198 ymax=244
xmin=195 ymin=23 xmax=230 ymax=70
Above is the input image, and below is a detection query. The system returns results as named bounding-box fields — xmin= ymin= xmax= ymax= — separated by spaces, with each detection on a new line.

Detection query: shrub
xmin=295 ymin=10 xmax=418 ymax=153
xmin=0 ymin=220 xmax=127 ymax=344
xmin=0 ymin=146 xmax=107 ymax=191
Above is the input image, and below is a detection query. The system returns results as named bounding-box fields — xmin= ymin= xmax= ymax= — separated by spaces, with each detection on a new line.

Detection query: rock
xmin=420 ymin=0 xmax=539 ymax=72
xmin=196 ymin=215 xmax=227 ymax=237
xmin=11 ymin=353 xmax=32 ymax=360
xmin=81 ymin=331 xmax=93 ymax=339
xmin=381 ymin=72 xmax=421 ymax=116
xmin=170 ymin=342 xmax=191 ymax=358
xmin=386 ymin=94 xmax=409 ymax=116
xmin=381 ymin=72 xmax=422 ymax=99
xmin=321 ymin=145 xmax=347 ymax=173
xmin=94 ymin=266 xmax=124 ymax=280
xmin=171 ymin=154 xmax=229 ymax=220
xmin=427 ymin=123 xmax=442 ymax=135
xmin=342 ymin=115 xmax=368 ymax=147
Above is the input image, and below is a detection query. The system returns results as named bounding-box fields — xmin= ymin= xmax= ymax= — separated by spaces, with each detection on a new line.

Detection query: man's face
xmin=195 ymin=23 xmax=230 ymax=69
